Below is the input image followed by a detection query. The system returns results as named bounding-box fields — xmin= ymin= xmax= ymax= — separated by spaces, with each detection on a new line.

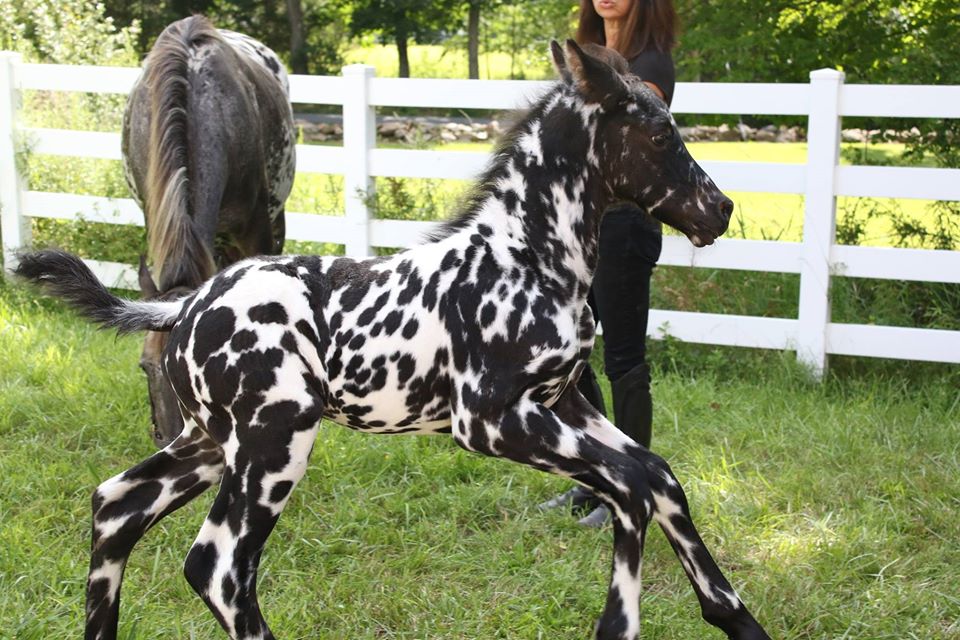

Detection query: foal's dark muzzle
xmin=684 ymin=195 xmax=734 ymax=247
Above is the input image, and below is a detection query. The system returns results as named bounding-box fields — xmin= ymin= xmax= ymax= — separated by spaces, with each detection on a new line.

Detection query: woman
xmin=541 ymin=0 xmax=677 ymax=527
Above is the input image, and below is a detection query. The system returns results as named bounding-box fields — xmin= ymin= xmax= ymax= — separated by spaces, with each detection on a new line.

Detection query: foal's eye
xmin=651 ymin=132 xmax=671 ymax=147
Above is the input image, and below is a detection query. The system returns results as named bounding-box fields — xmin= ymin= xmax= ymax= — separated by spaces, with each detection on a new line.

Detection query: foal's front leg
xmin=453 ymin=395 xmax=656 ymax=640
xmin=554 ymin=391 xmax=772 ymax=640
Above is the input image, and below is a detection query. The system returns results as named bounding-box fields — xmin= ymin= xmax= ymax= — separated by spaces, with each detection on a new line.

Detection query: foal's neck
xmin=465 ymin=90 xmax=611 ymax=302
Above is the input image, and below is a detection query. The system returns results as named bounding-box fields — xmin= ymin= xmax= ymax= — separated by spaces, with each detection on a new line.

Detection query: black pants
xmin=588 ymin=205 xmax=662 ymax=382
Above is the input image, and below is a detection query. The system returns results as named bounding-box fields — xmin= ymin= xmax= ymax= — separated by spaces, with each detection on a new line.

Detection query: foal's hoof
xmin=577 ymin=504 xmax=612 ymax=528
xmin=538 ymin=486 xmax=601 ymax=514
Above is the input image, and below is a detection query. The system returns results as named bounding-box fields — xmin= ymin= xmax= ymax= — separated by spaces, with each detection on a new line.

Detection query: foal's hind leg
xmin=643 ymin=456 xmax=770 ymax=639
xmin=555 ymin=391 xmax=771 ymax=640
xmin=85 ymin=422 xmax=224 ymax=640
xmin=184 ymin=420 xmax=320 ymax=640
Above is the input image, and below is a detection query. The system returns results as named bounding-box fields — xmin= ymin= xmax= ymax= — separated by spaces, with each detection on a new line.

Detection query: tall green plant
xmin=11 ymin=0 xmax=140 ymax=66
xmin=8 ymin=1 xmax=143 ymax=262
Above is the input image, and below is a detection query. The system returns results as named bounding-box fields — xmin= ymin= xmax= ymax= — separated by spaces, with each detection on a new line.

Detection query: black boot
xmin=612 ymin=363 xmax=653 ymax=449
xmin=576 ymin=363 xmax=606 ymax=416
xmin=537 ymin=485 xmax=602 ymax=513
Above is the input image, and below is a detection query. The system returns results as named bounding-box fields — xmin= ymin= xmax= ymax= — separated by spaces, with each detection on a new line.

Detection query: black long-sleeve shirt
xmin=628 ymin=49 xmax=675 ymax=107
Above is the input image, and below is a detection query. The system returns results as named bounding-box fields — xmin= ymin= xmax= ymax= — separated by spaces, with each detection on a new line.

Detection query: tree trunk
xmin=396 ymin=33 xmax=410 ymax=78
xmin=467 ymin=1 xmax=481 ymax=79
xmin=286 ymin=0 xmax=307 ymax=74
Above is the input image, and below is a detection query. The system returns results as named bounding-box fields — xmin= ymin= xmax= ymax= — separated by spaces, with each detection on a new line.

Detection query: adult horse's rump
xmin=122 ymin=16 xmax=296 ymax=447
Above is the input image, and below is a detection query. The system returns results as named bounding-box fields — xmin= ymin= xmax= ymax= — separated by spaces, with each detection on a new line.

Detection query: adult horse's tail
xmin=15 ymin=250 xmax=186 ymax=333
xmin=143 ymin=16 xmax=219 ymax=291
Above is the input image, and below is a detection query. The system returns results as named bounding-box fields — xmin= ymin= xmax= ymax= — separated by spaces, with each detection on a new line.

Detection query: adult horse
xmin=18 ymin=41 xmax=770 ymax=640
xmin=122 ymin=16 xmax=296 ymax=448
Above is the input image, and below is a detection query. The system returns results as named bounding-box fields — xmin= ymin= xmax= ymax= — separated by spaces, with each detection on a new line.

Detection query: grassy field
xmin=280 ymin=140 xmax=939 ymax=247
xmin=24 ymin=140 xmax=938 ymax=251
xmin=1 ymin=275 xmax=958 ymax=639
xmin=343 ymin=43 xmax=547 ymax=80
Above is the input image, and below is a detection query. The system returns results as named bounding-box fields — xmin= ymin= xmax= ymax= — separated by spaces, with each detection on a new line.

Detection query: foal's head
xmin=553 ymin=40 xmax=733 ymax=247
xmin=138 ymin=258 xmax=185 ymax=448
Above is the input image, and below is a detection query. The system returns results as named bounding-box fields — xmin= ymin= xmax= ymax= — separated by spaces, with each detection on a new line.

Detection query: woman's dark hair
xmin=576 ymin=0 xmax=677 ymax=57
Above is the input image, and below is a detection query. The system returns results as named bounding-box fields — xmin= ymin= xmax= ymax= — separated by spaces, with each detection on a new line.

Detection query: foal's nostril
xmin=718 ymin=198 xmax=734 ymax=221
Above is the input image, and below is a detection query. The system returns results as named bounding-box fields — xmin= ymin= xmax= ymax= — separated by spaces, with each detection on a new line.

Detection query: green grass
xmin=1 ymin=279 xmax=958 ymax=639
xmin=24 ymin=119 xmax=947 ymax=253
xmin=286 ymin=140 xmax=943 ymax=248
xmin=343 ymin=43 xmax=540 ymax=80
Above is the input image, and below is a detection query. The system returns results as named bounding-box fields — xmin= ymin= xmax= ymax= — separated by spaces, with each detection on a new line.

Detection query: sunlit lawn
xmin=285 ymin=140 xmax=939 ymax=247
xmin=1 ymin=275 xmax=958 ymax=639
xmin=343 ymin=43 xmax=540 ymax=80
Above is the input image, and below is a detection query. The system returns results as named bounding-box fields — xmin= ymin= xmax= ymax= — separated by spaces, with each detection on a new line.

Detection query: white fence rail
xmin=1 ymin=53 xmax=959 ymax=373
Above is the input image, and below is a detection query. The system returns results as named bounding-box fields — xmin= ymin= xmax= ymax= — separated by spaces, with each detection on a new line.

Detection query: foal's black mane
xmin=424 ymin=83 xmax=569 ymax=243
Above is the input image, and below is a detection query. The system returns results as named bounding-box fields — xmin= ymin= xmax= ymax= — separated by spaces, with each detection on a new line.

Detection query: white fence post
xmin=342 ymin=64 xmax=375 ymax=258
xmin=0 ymin=52 xmax=29 ymax=274
xmin=797 ymin=68 xmax=844 ymax=377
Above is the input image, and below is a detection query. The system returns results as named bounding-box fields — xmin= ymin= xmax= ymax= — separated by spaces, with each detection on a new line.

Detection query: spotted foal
xmin=18 ymin=41 xmax=770 ymax=640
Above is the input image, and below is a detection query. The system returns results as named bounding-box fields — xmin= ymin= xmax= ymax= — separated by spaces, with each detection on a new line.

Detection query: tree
xmin=349 ymin=0 xmax=459 ymax=77
xmin=7 ymin=0 xmax=140 ymax=65
xmin=459 ymin=0 xmax=503 ymax=79
xmin=286 ymin=0 xmax=307 ymax=73
xmin=483 ymin=0 xmax=574 ymax=79
xmin=98 ymin=0 xmax=345 ymax=75
xmin=466 ymin=0 xmax=483 ymax=79
xmin=674 ymin=0 xmax=960 ymax=85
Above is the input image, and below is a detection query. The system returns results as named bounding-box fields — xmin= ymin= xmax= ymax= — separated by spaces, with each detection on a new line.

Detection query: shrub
xmin=5 ymin=1 xmax=141 ymax=262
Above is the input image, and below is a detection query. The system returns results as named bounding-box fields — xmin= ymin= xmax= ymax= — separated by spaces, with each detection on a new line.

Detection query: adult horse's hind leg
xmin=85 ymin=422 xmax=224 ymax=640
xmin=555 ymin=390 xmax=771 ymax=640
xmin=184 ymin=419 xmax=321 ymax=640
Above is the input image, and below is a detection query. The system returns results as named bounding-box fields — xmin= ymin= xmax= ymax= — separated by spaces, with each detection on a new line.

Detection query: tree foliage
xmin=6 ymin=0 xmax=955 ymax=87
xmin=93 ymin=0 xmax=346 ymax=74
xmin=675 ymin=0 xmax=960 ymax=84
xmin=462 ymin=0 xmax=574 ymax=79
xmin=348 ymin=0 xmax=460 ymax=77
xmin=4 ymin=0 xmax=139 ymax=65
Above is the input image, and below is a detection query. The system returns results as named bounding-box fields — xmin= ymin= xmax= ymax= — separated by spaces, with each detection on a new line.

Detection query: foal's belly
xmin=323 ymin=379 xmax=454 ymax=435
xmin=321 ymin=312 xmax=454 ymax=434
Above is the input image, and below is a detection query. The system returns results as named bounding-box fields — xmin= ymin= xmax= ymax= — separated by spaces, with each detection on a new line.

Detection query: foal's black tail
xmin=14 ymin=250 xmax=187 ymax=333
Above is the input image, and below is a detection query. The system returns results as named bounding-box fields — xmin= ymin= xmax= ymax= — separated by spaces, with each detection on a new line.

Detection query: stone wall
xmin=296 ymin=116 xmax=927 ymax=145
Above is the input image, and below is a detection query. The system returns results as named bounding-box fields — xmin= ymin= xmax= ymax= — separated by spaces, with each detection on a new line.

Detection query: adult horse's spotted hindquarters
xmin=123 ymin=16 xmax=296 ymax=448
xmin=17 ymin=41 xmax=769 ymax=640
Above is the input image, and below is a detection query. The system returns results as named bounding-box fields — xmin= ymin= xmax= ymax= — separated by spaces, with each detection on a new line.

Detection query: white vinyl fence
xmin=1 ymin=53 xmax=959 ymax=374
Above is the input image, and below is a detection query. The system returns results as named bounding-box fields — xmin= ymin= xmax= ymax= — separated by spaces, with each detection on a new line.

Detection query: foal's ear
xmin=138 ymin=255 xmax=160 ymax=299
xmin=551 ymin=40 xmax=573 ymax=84
xmin=563 ymin=39 xmax=628 ymax=108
